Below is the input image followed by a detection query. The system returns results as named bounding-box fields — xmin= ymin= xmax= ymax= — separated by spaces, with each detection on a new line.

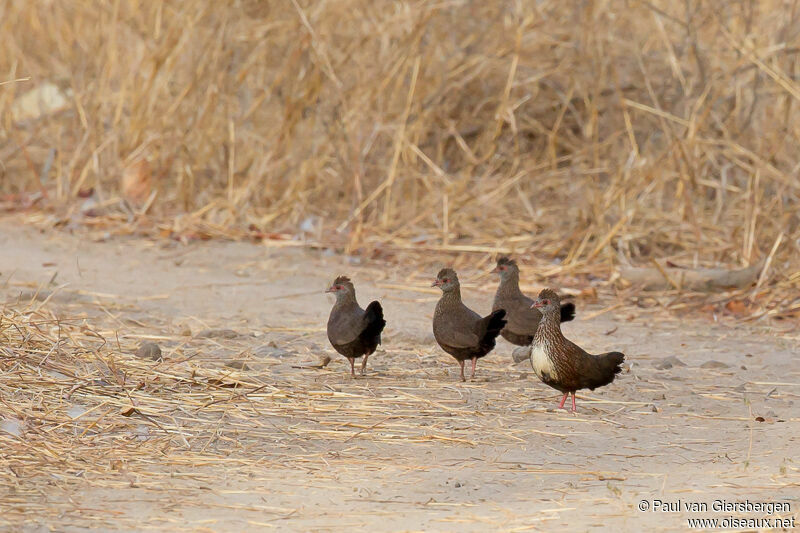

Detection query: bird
xmin=326 ymin=276 xmax=386 ymax=377
xmin=529 ymin=288 xmax=624 ymax=412
xmin=432 ymin=268 xmax=507 ymax=381
xmin=492 ymin=256 xmax=576 ymax=347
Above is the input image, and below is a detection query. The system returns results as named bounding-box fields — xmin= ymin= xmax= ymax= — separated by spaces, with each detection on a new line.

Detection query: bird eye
xmin=443 ymin=278 xmax=449 ymax=283
xmin=543 ymin=299 xmax=550 ymax=305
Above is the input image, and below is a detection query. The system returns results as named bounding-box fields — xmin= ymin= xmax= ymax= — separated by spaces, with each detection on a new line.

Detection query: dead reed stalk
xmin=1 ymin=1 xmax=799 ymax=316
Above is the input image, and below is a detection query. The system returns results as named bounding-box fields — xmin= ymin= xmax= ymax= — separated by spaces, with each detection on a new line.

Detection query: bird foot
xmin=558 ymin=393 xmax=569 ymax=410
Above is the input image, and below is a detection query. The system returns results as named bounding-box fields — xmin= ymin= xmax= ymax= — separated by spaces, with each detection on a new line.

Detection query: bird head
xmin=326 ymin=275 xmax=355 ymax=300
xmin=532 ymin=288 xmax=561 ymax=314
xmin=491 ymin=256 xmax=518 ymax=280
xmin=432 ymin=268 xmax=459 ymax=292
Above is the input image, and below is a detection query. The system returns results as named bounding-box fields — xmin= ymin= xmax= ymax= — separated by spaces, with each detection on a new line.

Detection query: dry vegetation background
xmin=2 ymin=3 xmax=800 ymax=529
xmin=1 ymin=0 xmax=799 ymax=312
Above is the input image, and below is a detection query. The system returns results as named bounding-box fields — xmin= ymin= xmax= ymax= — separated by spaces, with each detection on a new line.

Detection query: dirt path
xmin=1 ymin=220 xmax=798 ymax=532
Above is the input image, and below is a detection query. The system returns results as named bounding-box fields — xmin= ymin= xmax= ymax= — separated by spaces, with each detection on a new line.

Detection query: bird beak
xmin=531 ymin=300 xmax=544 ymax=309
xmin=490 ymin=266 xmax=500 ymax=274
xmin=431 ymin=279 xmax=441 ymax=287
xmin=325 ymin=287 xmax=334 ymax=293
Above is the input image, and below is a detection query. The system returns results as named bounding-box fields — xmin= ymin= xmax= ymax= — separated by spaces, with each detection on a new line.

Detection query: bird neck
xmin=333 ymin=292 xmax=358 ymax=309
xmin=438 ymin=286 xmax=462 ymax=308
xmin=533 ymin=310 xmax=565 ymax=345
xmin=497 ymin=271 xmax=522 ymax=297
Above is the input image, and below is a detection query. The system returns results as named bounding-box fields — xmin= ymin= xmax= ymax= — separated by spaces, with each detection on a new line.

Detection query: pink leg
xmin=348 ymin=358 xmax=355 ymax=377
xmin=470 ymin=357 xmax=477 ymax=379
xmin=458 ymin=360 xmax=466 ymax=382
xmin=571 ymin=392 xmax=577 ymax=412
xmin=558 ymin=393 xmax=568 ymax=409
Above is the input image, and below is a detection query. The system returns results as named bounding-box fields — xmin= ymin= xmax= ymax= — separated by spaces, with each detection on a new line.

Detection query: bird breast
xmin=530 ymin=343 xmax=559 ymax=382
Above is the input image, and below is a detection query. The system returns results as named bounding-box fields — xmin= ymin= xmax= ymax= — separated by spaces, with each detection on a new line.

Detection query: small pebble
xmin=254 ymin=345 xmax=293 ymax=358
xmin=512 ymin=346 xmax=532 ymax=364
xmin=195 ymin=328 xmax=242 ymax=339
xmin=135 ymin=342 xmax=162 ymax=361
xmin=1 ymin=418 xmax=24 ymax=437
xmin=225 ymin=359 xmax=251 ymax=371
xmin=655 ymin=355 xmax=686 ymax=370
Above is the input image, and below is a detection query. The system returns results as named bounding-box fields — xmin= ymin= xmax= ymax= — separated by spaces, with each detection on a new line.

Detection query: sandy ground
xmin=1 ymin=220 xmax=798 ymax=532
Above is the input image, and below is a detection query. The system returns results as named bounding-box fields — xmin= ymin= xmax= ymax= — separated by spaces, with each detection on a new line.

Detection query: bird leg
xmin=558 ymin=393 xmax=569 ymax=409
xmin=570 ymin=392 xmax=577 ymax=412
xmin=348 ymin=358 xmax=356 ymax=377
xmin=360 ymin=354 xmax=369 ymax=376
xmin=458 ymin=360 xmax=466 ymax=382
xmin=470 ymin=357 xmax=477 ymax=379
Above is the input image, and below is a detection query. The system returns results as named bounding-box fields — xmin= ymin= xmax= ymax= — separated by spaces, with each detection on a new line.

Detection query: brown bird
xmin=529 ymin=288 xmax=624 ymax=411
xmin=492 ymin=257 xmax=576 ymax=346
xmin=326 ymin=276 xmax=386 ymax=376
xmin=432 ymin=268 xmax=507 ymax=381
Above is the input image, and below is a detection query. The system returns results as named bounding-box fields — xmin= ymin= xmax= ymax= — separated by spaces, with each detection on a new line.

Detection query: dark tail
xmin=588 ymin=351 xmax=625 ymax=390
xmin=362 ymin=301 xmax=386 ymax=344
xmin=559 ymin=302 xmax=576 ymax=323
xmin=478 ymin=309 xmax=506 ymax=351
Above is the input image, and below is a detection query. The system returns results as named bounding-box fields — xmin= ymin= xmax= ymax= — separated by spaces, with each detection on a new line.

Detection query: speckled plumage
xmin=530 ymin=288 xmax=624 ymax=411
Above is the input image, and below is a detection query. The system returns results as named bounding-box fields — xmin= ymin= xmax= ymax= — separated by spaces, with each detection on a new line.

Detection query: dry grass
xmin=1 ymin=0 xmax=800 ymax=316
xmin=2 ymin=276 xmax=798 ymax=529
xmin=0 ymin=292 xmax=632 ymax=529
xmin=1 ymin=233 xmax=799 ymax=529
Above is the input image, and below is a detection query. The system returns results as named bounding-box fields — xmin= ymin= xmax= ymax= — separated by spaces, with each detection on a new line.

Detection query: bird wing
xmin=503 ymin=294 xmax=542 ymax=335
xmin=437 ymin=303 xmax=482 ymax=348
xmin=573 ymin=348 xmax=624 ymax=389
xmin=571 ymin=343 xmax=598 ymax=374
xmin=436 ymin=324 xmax=480 ymax=348
xmin=327 ymin=306 xmax=365 ymax=345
